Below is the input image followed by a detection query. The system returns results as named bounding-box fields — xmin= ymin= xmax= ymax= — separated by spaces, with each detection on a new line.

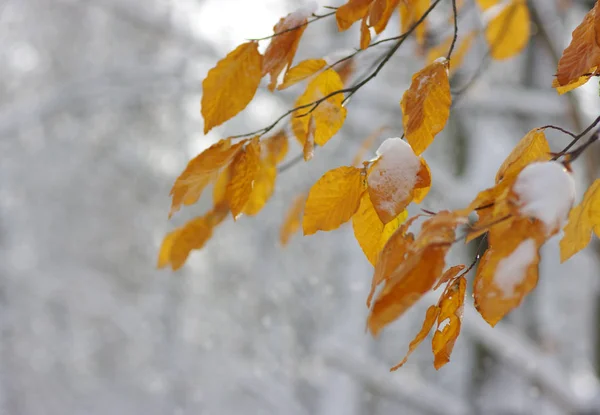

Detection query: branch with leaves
xmin=158 ymin=0 xmax=600 ymax=372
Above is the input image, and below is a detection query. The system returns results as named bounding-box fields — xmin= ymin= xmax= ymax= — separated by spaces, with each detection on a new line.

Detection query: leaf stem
xmin=248 ymin=9 xmax=337 ymax=41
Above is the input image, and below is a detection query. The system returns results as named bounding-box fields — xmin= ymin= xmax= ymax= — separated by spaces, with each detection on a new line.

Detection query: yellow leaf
xmin=226 ymin=138 xmax=261 ymax=219
xmin=336 ymin=0 xmax=374 ymax=31
xmin=303 ymin=166 xmax=365 ymax=235
xmin=485 ymin=1 xmax=530 ymax=60
xmin=399 ymin=0 xmax=430 ymax=46
xmin=303 ymin=115 xmax=316 ymax=161
xmin=552 ymin=73 xmax=596 ymax=95
xmin=560 ymin=180 xmax=600 ymax=262
xmin=280 ymin=194 xmax=307 ymax=245
xmin=213 ymin=164 xmax=232 ymax=208
xmin=292 ymin=69 xmax=347 ymax=147
xmin=496 ymin=128 xmax=551 ymax=183
xmin=263 ymin=8 xmax=311 ymax=90
xmin=243 ymin=160 xmax=277 ymax=216
xmin=390 ymin=305 xmax=439 ymax=370
xmin=400 ymin=59 xmax=452 ymax=155
xmin=201 ymin=42 xmax=263 ymax=133
xmin=432 ymin=276 xmax=466 ymax=369
xmin=475 ymin=0 xmax=500 ymax=10
xmin=263 ymin=130 xmax=289 ymax=164
xmin=277 ymin=59 xmax=327 ymax=90
xmin=169 ymin=138 xmax=245 ymax=217
xmin=555 ymin=1 xmax=600 ymax=88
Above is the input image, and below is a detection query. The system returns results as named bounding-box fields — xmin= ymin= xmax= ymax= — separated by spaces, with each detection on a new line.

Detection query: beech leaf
xmin=560 ymin=180 xmax=600 ymax=262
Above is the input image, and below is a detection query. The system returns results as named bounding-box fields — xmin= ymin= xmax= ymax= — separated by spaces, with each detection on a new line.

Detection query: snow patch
xmin=494 ymin=239 xmax=537 ymax=297
xmin=287 ymin=2 xmax=318 ymax=25
xmin=513 ymin=161 xmax=575 ymax=234
xmin=437 ymin=317 xmax=450 ymax=332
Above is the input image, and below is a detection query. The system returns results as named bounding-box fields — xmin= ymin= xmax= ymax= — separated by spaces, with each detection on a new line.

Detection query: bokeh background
xmin=2 ymin=0 xmax=600 ymax=414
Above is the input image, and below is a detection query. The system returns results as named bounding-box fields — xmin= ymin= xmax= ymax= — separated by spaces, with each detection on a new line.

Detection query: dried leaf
xmin=277 ymin=58 xmax=327 ymax=90
xmin=485 ymin=1 xmax=530 ymax=60
xmin=280 ymin=194 xmax=307 ymax=245
xmin=226 ymin=138 xmax=261 ymax=219
xmin=336 ymin=0 xmax=374 ymax=31
xmin=201 ymin=42 xmax=263 ymax=133
xmin=496 ymin=128 xmax=551 ymax=183
xmin=303 ymin=166 xmax=365 ymax=235
xmin=433 ymin=264 xmax=466 ymax=290
xmin=369 ymin=0 xmax=399 ymax=34
xmin=292 ymin=69 xmax=347 ymax=147
xmin=243 ymin=160 xmax=277 ymax=216
xmin=560 ymin=180 xmax=600 ymax=262
xmin=432 ymin=276 xmax=466 ymax=369
xmin=360 ymin=15 xmax=372 ymax=49
xmin=390 ymin=305 xmax=439 ymax=370
xmin=401 ymin=59 xmax=452 ymax=155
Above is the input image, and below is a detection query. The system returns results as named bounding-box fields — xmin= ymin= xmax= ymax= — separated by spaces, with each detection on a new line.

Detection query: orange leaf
xmin=201 ymin=42 xmax=263 ymax=133
xmin=552 ymin=73 xmax=597 ymax=95
xmin=433 ymin=264 xmax=466 ymax=290
xmin=360 ymin=15 xmax=372 ymax=49
xmin=496 ymin=128 xmax=550 ymax=183
xmin=277 ymin=58 xmax=327 ymax=90
xmin=485 ymin=1 xmax=530 ymax=60
xmin=169 ymin=138 xmax=245 ymax=217
xmin=226 ymin=138 xmax=261 ymax=219
xmin=369 ymin=0 xmax=399 ymax=34
xmin=560 ymin=179 xmax=600 ymax=262
xmin=474 ymin=218 xmax=545 ymax=326
xmin=303 ymin=166 xmax=365 ymax=235
xmin=263 ymin=130 xmax=289 ymax=164
xmin=280 ymin=194 xmax=307 ymax=245
xmin=213 ymin=164 xmax=232 ymax=208
xmin=390 ymin=305 xmax=439 ymax=370
xmin=243 ymin=160 xmax=277 ymax=216
xmin=263 ymin=6 xmax=314 ymax=90
xmin=555 ymin=1 xmax=600 ymax=88
xmin=399 ymin=0 xmax=430 ymax=46
xmin=367 ymin=138 xmax=428 ymax=223
xmin=336 ymin=0 xmax=374 ymax=31
xmin=432 ymin=276 xmax=466 ymax=369
xmin=400 ymin=59 xmax=451 ymax=155
xmin=292 ymin=69 xmax=347 ymax=147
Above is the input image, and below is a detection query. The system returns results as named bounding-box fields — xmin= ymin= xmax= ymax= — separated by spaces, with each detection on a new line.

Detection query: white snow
xmin=286 ymin=2 xmax=318 ymax=26
xmin=368 ymin=138 xmax=421 ymax=218
xmin=512 ymin=161 xmax=576 ymax=234
xmin=494 ymin=239 xmax=537 ymax=297
xmin=437 ymin=317 xmax=450 ymax=332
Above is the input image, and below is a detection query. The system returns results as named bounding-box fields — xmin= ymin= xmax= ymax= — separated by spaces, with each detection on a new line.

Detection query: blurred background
xmin=2 ymin=0 xmax=600 ymax=414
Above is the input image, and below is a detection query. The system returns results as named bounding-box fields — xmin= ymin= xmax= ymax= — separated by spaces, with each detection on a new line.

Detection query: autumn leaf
xmin=400 ymin=59 xmax=452 ymax=155
xmin=399 ymin=0 xmax=430 ymax=46
xmin=303 ymin=115 xmax=316 ymax=161
xmin=427 ymin=32 xmax=476 ymax=74
xmin=390 ymin=305 xmax=439 ymax=370
xmin=201 ymin=42 xmax=263 ymax=134
xmin=292 ymin=69 xmax=347 ymax=147
xmin=475 ymin=0 xmax=500 ymax=9
xmin=485 ymin=1 xmax=530 ymax=60
xmin=432 ymin=276 xmax=466 ymax=369
xmin=367 ymin=138 xmax=431 ymax=223
xmin=360 ymin=15 xmax=372 ymax=49
xmin=369 ymin=0 xmax=399 ymax=34
xmin=263 ymin=6 xmax=315 ymax=90
xmin=303 ymin=166 xmax=365 ymax=235
xmin=553 ymin=73 xmax=597 ymax=95
xmin=336 ymin=0 xmax=373 ymax=31
xmin=555 ymin=1 xmax=600 ymax=89
xmin=560 ymin=179 xmax=600 ymax=262
xmin=263 ymin=130 xmax=289 ymax=164
xmin=280 ymin=194 xmax=307 ymax=245
xmin=226 ymin=138 xmax=261 ymax=219
xmin=213 ymin=164 xmax=232 ymax=208
xmin=277 ymin=58 xmax=327 ymax=90
xmin=433 ymin=264 xmax=466 ymax=290
xmin=243 ymin=160 xmax=277 ymax=216
xmin=170 ymin=138 xmax=245 ymax=217
xmin=495 ymin=128 xmax=551 ymax=183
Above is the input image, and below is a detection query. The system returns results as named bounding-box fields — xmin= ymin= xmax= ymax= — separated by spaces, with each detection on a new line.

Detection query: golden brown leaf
xmin=360 ymin=15 xmax=372 ymax=49
xmin=432 ymin=276 xmax=466 ymax=369
xmin=552 ymin=72 xmax=597 ymax=95
xmin=243 ymin=160 xmax=277 ymax=216
xmin=170 ymin=138 xmax=245 ymax=217
xmin=400 ymin=59 xmax=452 ymax=155
xmin=412 ymin=157 xmax=432 ymax=203
xmin=292 ymin=69 xmax=347 ymax=147
xmin=485 ymin=1 xmax=530 ymax=60
xmin=277 ymin=58 xmax=327 ymax=90
xmin=201 ymin=42 xmax=263 ymax=133
xmin=390 ymin=305 xmax=439 ymax=370
xmin=433 ymin=264 xmax=466 ymax=290
xmin=496 ymin=128 xmax=551 ymax=183
xmin=263 ymin=9 xmax=310 ymax=91
xmin=213 ymin=164 xmax=232 ymax=208
xmin=333 ymin=58 xmax=356 ymax=85
xmin=336 ymin=0 xmax=374 ymax=31
xmin=303 ymin=166 xmax=365 ymax=235
xmin=369 ymin=0 xmax=399 ymax=34
xmin=226 ymin=138 xmax=261 ymax=219
xmin=399 ymin=0 xmax=430 ymax=46
xmin=263 ymin=130 xmax=289 ymax=164
xmin=303 ymin=115 xmax=316 ymax=161
xmin=280 ymin=194 xmax=307 ymax=245
xmin=560 ymin=180 xmax=600 ymax=262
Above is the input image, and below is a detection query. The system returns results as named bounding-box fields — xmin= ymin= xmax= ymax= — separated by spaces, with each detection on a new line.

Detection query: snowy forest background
xmin=2 ymin=0 xmax=600 ymax=414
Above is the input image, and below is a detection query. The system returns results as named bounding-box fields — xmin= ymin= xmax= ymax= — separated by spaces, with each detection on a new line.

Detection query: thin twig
xmin=447 ymin=0 xmax=459 ymax=60
xmin=248 ymin=10 xmax=337 ymax=41
xmin=553 ymin=114 xmax=600 ymax=159
xmin=567 ymin=130 xmax=600 ymax=163
xmin=539 ymin=125 xmax=577 ymax=139
xmin=277 ymin=152 xmax=306 ymax=173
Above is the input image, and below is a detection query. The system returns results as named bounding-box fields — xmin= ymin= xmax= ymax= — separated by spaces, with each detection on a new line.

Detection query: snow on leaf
xmin=291 ymin=69 xmax=347 ymax=148
xmin=390 ymin=305 xmax=439 ymax=370
xmin=201 ymin=42 xmax=263 ymax=133
xmin=484 ymin=1 xmax=531 ymax=60
xmin=512 ymin=161 xmax=575 ymax=236
xmin=336 ymin=0 xmax=374 ymax=31
xmin=302 ymin=166 xmax=365 ymax=235
xmin=401 ymin=60 xmax=452 ymax=155
xmin=277 ymin=58 xmax=327 ymax=90
xmin=399 ymin=0 xmax=430 ymax=46
xmin=226 ymin=137 xmax=262 ymax=220
xmin=169 ymin=138 xmax=245 ymax=217
xmin=280 ymin=194 xmax=307 ymax=246
xmin=495 ymin=128 xmax=551 ymax=183
xmin=263 ymin=6 xmax=314 ymax=91
xmin=432 ymin=276 xmax=466 ymax=369
xmin=555 ymin=1 xmax=600 ymax=89
xmin=367 ymin=138 xmax=428 ymax=223
xmin=560 ymin=180 xmax=600 ymax=262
